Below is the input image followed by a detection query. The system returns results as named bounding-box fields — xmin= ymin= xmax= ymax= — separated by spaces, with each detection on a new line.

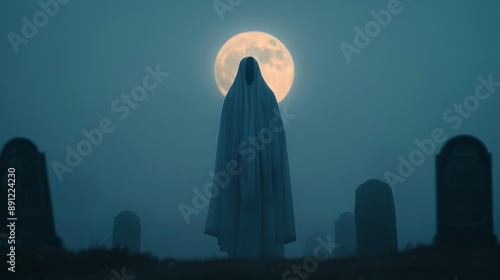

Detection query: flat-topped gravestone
xmin=112 ymin=210 xmax=141 ymax=254
xmin=0 ymin=138 xmax=61 ymax=251
xmin=335 ymin=212 xmax=356 ymax=257
xmin=355 ymin=179 xmax=398 ymax=256
xmin=434 ymin=135 xmax=496 ymax=247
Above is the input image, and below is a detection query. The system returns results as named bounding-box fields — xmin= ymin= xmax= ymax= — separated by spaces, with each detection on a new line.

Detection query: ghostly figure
xmin=205 ymin=56 xmax=296 ymax=258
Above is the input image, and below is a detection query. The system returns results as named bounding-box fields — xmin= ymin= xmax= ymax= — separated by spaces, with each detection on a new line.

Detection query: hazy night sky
xmin=1 ymin=0 xmax=499 ymax=258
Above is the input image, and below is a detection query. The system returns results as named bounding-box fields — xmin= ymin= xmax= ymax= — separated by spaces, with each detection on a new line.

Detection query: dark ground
xmin=1 ymin=245 xmax=499 ymax=280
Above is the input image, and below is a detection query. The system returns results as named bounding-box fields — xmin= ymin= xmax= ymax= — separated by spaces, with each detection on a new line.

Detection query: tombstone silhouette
xmin=355 ymin=179 xmax=398 ymax=256
xmin=434 ymin=135 xmax=496 ymax=247
xmin=112 ymin=210 xmax=141 ymax=253
xmin=335 ymin=212 xmax=356 ymax=257
xmin=0 ymin=138 xmax=61 ymax=252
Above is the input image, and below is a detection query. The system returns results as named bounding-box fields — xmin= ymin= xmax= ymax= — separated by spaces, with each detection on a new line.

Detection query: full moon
xmin=214 ymin=31 xmax=294 ymax=102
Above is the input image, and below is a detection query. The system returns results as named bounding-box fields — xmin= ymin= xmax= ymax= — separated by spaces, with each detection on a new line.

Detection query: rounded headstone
xmin=112 ymin=210 xmax=141 ymax=254
xmin=355 ymin=179 xmax=398 ymax=256
xmin=434 ymin=135 xmax=496 ymax=247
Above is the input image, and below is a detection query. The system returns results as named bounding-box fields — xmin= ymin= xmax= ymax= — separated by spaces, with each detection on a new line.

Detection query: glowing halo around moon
xmin=214 ymin=31 xmax=294 ymax=103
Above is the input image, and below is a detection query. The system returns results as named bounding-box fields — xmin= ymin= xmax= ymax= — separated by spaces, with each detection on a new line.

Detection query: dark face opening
xmin=245 ymin=58 xmax=254 ymax=85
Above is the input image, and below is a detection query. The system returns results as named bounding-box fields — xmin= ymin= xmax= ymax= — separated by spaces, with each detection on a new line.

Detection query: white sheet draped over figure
xmin=205 ymin=56 xmax=296 ymax=258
